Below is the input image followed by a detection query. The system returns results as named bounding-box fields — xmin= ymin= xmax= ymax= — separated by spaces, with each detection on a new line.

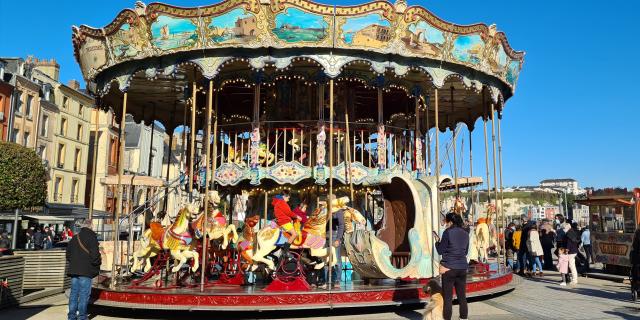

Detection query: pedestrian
xmin=581 ymin=226 xmax=592 ymax=265
xmin=512 ymin=225 xmax=522 ymax=273
xmin=526 ymin=224 xmax=544 ymax=277
xmin=564 ymin=223 xmax=580 ymax=285
xmin=504 ymin=223 xmax=516 ymax=270
xmin=517 ymin=215 xmax=533 ymax=275
xmin=540 ymin=227 xmax=555 ymax=270
xmin=43 ymin=226 xmax=53 ymax=249
xmin=554 ymin=214 xmax=566 ymax=257
xmin=33 ymin=228 xmax=44 ymax=250
xmin=25 ymin=226 xmax=35 ymax=249
xmin=62 ymin=226 xmax=74 ymax=241
xmin=66 ymin=219 xmax=101 ymax=320
xmin=557 ymin=247 xmax=570 ymax=286
xmin=435 ymin=212 xmax=469 ymax=320
xmin=0 ymin=232 xmax=10 ymax=256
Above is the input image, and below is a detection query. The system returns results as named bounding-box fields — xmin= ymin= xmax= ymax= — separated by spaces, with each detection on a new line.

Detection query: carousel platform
xmin=90 ymin=265 xmax=514 ymax=311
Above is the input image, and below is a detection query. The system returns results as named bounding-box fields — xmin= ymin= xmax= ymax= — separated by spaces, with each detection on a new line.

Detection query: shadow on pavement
xmin=543 ymin=284 xmax=631 ymax=303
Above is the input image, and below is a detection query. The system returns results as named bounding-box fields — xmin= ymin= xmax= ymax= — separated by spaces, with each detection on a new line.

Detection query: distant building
xmin=526 ymin=205 xmax=560 ymax=221
xmin=0 ymin=59 xmax=14 ymax=141
xmin=540 ymin=178 xmax=584 ymax=195
xmin=233 ymin=16 xmax=257 ymax=37
xmin=352 ymin=24 xmax=391 ymax=47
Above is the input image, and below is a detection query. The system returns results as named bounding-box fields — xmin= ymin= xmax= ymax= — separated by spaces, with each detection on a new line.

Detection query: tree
xmin=0 ymin=142 xmax=47 ymax=210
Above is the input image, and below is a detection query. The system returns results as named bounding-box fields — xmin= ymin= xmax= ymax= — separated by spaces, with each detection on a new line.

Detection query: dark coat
xmin=631 ymin=229 xmax=640 ymax=265
xmin=566 ymin=229 xmax=580 ymax=255
xmin=66 ymin=228 xmax=101 ymax=278
xmin=436 ymin=226 xmax=469 ymax=270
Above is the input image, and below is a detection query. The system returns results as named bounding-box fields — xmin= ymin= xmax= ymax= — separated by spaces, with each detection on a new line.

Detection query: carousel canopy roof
xmin=72 ymin=0 xmax=524 ymax=95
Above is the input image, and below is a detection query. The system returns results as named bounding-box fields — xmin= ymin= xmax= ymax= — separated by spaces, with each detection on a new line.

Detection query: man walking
xmin=581 ymin=226 xmax=592 ymax=265
xmin=66 ymin=219 xmax=101 ymax=320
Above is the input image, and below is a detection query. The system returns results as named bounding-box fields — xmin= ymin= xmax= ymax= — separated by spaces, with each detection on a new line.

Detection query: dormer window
xmin=0 ymin=61 xmax=5 ymax=80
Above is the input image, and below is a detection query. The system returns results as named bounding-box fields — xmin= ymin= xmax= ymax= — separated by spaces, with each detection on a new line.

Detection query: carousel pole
xmin=328 ymin=79 xmax=335 ymax=288
xmin=414 ymin=90 xmax=420 ymax=175
xmin=451 ymin=87 xmax=459 ymax=195
xmin=497 ymin=108 xmax=506 ymax=245
xmin=469 ymin=125 xmax=474 ymax=223
xmin=490 ymin=102 xmax=501 ymax=264
xmin=88 ymin=107 xmax=100 ymax=220
xmin=143 ymin=105 xmax=156 ymax=234
xmin=344 ymin=112 xmax=354 ymax=202
xmin=482 ymin=91 xmax=492 ymax=207
xmin=433 ymin=88 xmax=440 ymax=277
xmin=426 ymin=95 xmax=431 ymax=175
xmin=200 ymin=80 xmax=214 ymax=291
xmin=164 ymin=104 xmax=176 ymax=211
xmin=110 ymin=91 xmax=128 ymax=289
xmin=189 ymin=81 xmax=197 ymax=200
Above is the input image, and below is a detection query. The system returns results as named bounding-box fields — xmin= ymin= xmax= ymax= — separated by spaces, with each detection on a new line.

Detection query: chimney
xmin=32 ymin=57 xmax=60 ymax=81
xmin=67 ymin=79 xmax=80 ymax=91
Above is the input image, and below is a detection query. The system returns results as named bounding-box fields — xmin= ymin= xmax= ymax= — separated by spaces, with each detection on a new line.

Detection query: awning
xmin=23 ymin=215 xmax=72 ymax=223
xmin=439 ymin=177 xmax=484 ymax=190
xmin=101 ymin=175 xmax=164 ymax=187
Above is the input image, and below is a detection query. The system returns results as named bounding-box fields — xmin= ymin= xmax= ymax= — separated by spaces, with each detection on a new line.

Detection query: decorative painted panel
xmin=206 ymin=8 xmax=259 ymax=45
xmin=272 ymin=7 xmax=330 ymax=44
xmin=150 ymin=15 xmax=199 ymax=51
xmin=506 ymin=60 xmax=521 ymax=86
xmin=452 ymin=34 xmax=484 ymax=65
xmin=215 ymin=163 xmax=249 ymax=186
xmin=403 ymin=19 xmax=446 ymax=59
xmin=266 ymin=161 xmax=312 ymax=185
xmin=333 ymin=162 xmax=371 ymax=185
xmin=337 ymin=13 xmax=392 ymax=50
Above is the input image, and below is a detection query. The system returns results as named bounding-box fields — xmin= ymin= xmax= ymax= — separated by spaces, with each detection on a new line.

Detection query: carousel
xmin=72 ymin=0 xmax=524 ymax=310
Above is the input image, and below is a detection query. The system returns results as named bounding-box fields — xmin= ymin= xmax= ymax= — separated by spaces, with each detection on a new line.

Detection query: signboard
xmin=592 ymin=232 xmax=633 ymax=267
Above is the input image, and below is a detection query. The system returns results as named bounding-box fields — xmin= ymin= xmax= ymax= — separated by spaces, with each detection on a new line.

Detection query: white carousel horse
xmin=250 ymin=202 xmax=349 ymax=271
xmin=131 ymin=202 xmax=201 ymax=273
xmin=474 ymin=218 xmax=490 ymax=263
xmin=191 ymin=190 xmax=239 ymax=250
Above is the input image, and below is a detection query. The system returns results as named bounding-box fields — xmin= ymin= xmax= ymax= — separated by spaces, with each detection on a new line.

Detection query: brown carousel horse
xmin=131 ymin=203 xmax=200 ymax=273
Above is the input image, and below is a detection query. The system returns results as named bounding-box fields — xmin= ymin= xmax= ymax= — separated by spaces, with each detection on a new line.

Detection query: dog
xmin=423 ymin=278 xmax=444 ymax=320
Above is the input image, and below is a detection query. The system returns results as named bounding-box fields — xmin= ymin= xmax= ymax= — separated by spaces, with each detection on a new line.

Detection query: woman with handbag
xmin=435 ymin=212 xmax=470 ymax=320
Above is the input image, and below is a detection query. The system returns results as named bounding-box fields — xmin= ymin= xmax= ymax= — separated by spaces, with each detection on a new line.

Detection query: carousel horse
xmin=474 ymin=217 xmax=490 ymax=263
xmin=237 ymin=215 xmax=261 ymax=264
xmin=250 ymin=202 xmax=342 ymax=271
xmin=191 ymin=190 xmax=239 ymax=250
xmin=131 ymin=203 xmax=200 ymax=273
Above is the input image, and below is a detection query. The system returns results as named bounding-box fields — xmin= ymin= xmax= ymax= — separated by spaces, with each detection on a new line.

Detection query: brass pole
xmin=469 ymin=128 xmax=474 ymax=223
xmin=189 ymin=81 xmax=197 ymax=197
xmin=110 ymin=91 xmax=128 ymax=289
xmin=490 ymin=103 xmax=499 ymax=223
xmin=328 ymin=79 xmax=334 ymax=287
xmin=497 ymin=109 xmax=505 ymax=236
xmin=88 ymin=108 xmax=100 ymax=220
xmin=482 ymin=93 xmax=491 ymax=207
xmin=433 ymin=88 xmax=440 ymax=277
xmin=200 ymin=80 xmax=213 ymax=291
xmin=345 ymin=112 xmax=354 ymax=202
xmin=451 ymin=87 xmax=459 ymax=195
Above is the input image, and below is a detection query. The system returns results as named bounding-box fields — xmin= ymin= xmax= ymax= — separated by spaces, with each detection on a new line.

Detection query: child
xmin=557 ymin=247 xmax=570 ymax=286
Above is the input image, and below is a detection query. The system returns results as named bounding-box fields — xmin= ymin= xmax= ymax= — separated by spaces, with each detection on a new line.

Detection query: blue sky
xmin=0 ymin=0 xmax=638 ymax=189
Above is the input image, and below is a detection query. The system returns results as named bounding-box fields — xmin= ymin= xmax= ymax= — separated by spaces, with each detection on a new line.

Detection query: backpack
xmin=512 ymin=230 xmax=522 ymax=250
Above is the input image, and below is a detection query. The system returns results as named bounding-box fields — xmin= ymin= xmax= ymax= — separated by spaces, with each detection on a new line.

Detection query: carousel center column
xmin=110 ymin=91 xmax=128 ymax=289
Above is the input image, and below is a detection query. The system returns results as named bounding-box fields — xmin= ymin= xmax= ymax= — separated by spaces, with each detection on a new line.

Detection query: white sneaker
xmin=560 ymin=282 xmax=566 ymax=286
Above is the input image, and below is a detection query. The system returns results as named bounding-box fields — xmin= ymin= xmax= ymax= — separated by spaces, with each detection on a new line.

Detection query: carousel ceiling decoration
xmin=72 ymin=0 xmax=524 ymax=97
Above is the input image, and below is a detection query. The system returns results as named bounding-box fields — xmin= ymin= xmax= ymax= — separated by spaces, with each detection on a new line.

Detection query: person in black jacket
xmin=436 ymin=212 xmax=470 ymax=320
xmin=66 ymin=219 xmax=101 ymax=320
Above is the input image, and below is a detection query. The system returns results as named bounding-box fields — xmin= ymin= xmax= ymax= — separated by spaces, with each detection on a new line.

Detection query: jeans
xmin=68 ymin=276 xmax=92 ymax=320
xmin=442 ymin=269 xmax=468 ymax=320
xmin=529 ymin=256 xmax=543 ymax=273
xmin=542 ymin=246 xmax=554 ymax=270
xmin=583 ymin=244 xmax=593 ymax=264
xmin=507 ymin=258 xmax=514 ymax=269
xmin=517 ymin=250 xmax=528 ymax=272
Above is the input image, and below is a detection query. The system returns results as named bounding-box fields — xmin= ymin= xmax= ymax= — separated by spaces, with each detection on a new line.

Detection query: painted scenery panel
xmin=273 ymin=8 xmax=329 ymax=43
xmin=151 ymin=15 xmax=198 ymax=51
xmin=506 ymin=60 xmax=521 ymax=85
xmin=110 ymin=24 xmax=143 ymax=60
xmin=452 ymin=34 xmax=484 ymax=65
xmin=403 ymin=20 xmax=445 ymax=57
xmin=208 ymin=8 xmax=258 ymax=45
xmin=340 ymin=14 xmax=391 ymax=48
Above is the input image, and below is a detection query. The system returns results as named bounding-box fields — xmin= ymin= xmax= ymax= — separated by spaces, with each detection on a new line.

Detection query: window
xmin=62 ymin=96 xmax=68 ymax=109
xmin=77 ymin=124 xmax=83 ymax=141
xmin=79 ymin=104 xmax=84 ymax=116
xmin=74 ymin=148 xmax=81 ymax=172
xmin=40 ymin=114 xmax=49 ymax=137
xmin=25 ymin=95 xmax=33 ymax=117
xmin=23 ymin=131 xmax=30 ymax=147
xmin=11 ymin=129 xmax=19 ymax=143
xmin=38 ymin=145 xmax=47 ymax=160
xmin=57 ymin=143 xmax=65 ymax=168
xmin=60 ymin=117 xmax=67 ymax=136
xmin=15 ymin=91 xmax=23 ymax=114
xmin=54 ymin=177 xmax=63 ymax=202
xmin=109 ymin=137 xmax=118 ymax=166
xmin=71 ymin=179 xmax=79 ymax=203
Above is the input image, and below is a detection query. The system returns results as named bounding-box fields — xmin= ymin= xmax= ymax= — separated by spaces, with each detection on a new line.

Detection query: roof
xmin=575 ymin=194 xmax=634 ymax=207
xmin=439 ymin=177 xmax=483 ymax=190
xmin=540 ymin=178 xmax=577 ymax=183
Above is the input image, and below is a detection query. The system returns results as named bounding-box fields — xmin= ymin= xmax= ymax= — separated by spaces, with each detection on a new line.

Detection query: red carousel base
xmin=91 ymin=271 xmax=514 ymax=311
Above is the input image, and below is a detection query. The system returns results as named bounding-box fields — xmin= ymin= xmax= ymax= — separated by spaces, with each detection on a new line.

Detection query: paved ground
xmin=5 ymin=272 xmax=640 ymax=320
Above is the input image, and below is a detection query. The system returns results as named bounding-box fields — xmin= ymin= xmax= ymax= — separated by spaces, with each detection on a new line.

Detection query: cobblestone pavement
xmin=5 ymin=272 xmax=640 ymax=320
